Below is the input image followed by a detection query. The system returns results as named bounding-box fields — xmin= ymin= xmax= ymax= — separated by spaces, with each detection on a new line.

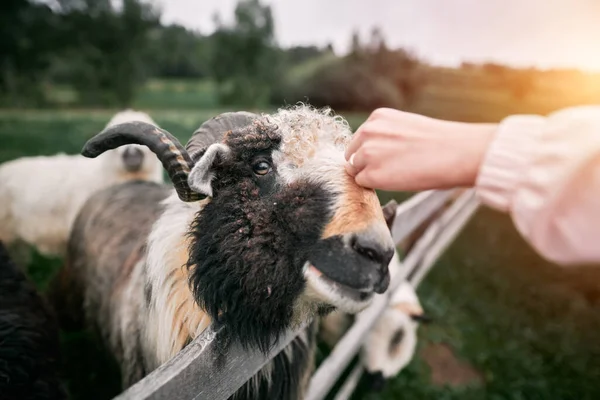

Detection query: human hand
xmin=344 ymin=108 xmax=497 ymax=192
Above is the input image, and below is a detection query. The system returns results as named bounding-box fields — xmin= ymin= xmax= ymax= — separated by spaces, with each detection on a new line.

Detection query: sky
xmin=156 ymin=0 xmax=600 ymax=72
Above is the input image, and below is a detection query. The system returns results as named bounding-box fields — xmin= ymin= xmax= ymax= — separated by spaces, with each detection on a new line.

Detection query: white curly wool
xmin=0 ymin=109 xmax=164 ymax=257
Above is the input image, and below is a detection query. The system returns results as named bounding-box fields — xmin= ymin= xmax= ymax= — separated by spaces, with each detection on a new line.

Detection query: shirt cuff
xmin=475 ymin=115 xmax=546 ymax=212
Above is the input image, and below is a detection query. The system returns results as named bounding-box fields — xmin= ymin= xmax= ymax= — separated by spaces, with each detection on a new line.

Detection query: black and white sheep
xmin=50 ymin=105 xmax=396 ymax=399
xmin=0 ymin=241 xmax=67 ymax=400
xmin=0 ymin=109 xmax=164 ymax=258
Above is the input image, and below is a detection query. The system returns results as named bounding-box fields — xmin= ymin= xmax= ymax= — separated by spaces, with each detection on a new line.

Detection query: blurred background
xmin=1 ymin=0 xmax=600 ymax=399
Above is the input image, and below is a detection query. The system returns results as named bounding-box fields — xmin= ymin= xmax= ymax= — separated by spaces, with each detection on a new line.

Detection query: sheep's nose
xmin=364 ymin=370 xmax=387 ymax=392
xmin=350 ymin=232 xmax=394 ymax=293
xmin=122 ymin=147 xmax=144 ymax=172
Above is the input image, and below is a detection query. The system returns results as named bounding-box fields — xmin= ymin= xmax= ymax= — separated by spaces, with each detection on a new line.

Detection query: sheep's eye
xmin=252 ymin=160 xmax=271 ymax=176
xmin=389 ymin=329 xmax=404 ymax=354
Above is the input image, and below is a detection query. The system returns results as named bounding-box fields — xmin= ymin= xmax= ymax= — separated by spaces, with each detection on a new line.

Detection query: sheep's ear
xmin=188 ymin=143 xmax=231 ymax=197
xmin=382 ymin=199 xmax=398 ymax=230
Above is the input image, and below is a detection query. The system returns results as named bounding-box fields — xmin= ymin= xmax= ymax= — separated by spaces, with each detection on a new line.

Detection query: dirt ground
xmin=420 ymin=342 xmax=484 ymax=387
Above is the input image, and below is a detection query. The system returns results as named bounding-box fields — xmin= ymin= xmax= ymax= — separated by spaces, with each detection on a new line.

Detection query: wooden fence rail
xmin=112 ymin=188 xmax=480 ymax=400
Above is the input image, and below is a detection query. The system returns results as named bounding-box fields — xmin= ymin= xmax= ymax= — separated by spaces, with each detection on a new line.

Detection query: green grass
xmin=133 ymin=79 xmax=218 ymax=110
xmin=2 ymin=110 xmax=600 ymax=400
xmin=0 ymin=108 xmax=369 ymax=163
xmin=42 ymin=79 xmax=219 ymax=110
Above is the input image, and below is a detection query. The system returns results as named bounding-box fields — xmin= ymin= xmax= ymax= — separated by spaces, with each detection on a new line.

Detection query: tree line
xmin=3 ymin=0 xmax=561 ymax=111
xmin=1 ymin=0 xmax=433 ymax=110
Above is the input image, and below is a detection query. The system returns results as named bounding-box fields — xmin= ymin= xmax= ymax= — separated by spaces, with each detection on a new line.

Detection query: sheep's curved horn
xmin=81 ymin=121 xmax=204 ymax=202
xmin=185 ymin=111 xmax=259 ymax=159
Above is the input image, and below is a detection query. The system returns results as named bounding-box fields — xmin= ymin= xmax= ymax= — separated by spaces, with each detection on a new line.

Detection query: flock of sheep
xmin=0 ymin=106 xmax=429 ymax=400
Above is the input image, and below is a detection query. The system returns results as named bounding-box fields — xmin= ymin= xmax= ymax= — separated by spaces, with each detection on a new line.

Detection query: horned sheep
xmin=0 ymin=109 xmax=164 ymax=258
xmin=50 ymin=105 xmax=396 ymax=399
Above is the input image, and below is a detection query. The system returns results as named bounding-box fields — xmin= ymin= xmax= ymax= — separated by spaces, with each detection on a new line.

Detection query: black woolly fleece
xmin=186 ymin=121 xmax=336 ymax=354
xmin=0 ymin=242 xmax=67 ymax=400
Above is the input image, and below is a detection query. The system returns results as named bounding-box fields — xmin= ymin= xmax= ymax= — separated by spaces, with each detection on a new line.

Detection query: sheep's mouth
xmin=303 ymin=262 xmax=375 ymax=313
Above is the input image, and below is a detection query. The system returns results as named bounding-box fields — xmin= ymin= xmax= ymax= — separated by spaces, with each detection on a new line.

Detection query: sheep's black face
xmin=186 ymin=108 xmax=395 ymax=352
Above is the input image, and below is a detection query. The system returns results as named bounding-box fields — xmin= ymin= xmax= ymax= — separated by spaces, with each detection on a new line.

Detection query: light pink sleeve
xmin=475 ymin=105 xmax=600 ymax=266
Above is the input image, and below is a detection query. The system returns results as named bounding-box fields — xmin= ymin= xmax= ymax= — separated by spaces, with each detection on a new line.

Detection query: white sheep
xmin=0 ymin=109 xmax=164 ymax=258
xmin=358 ymin=278 xmax=428 ymax=391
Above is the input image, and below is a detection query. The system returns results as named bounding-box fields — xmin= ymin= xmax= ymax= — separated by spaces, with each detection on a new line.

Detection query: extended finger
xmin=354 ymin=168 xmax=376 ymax=189
xmin=345 ymin=150 xmax=366 ymax=175
xmin=346 ymin=119 xmax=397 ymax=160
xmin=345 ymin=128 xmax=364 ymax=161
xmin=345 ymin=153 xmax=359 ymax=177
xmin=349 ymin=149 xmax=369 ymax=172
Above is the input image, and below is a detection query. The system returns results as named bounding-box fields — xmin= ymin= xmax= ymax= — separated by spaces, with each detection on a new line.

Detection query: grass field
xmin=2 ymin=101 xmax=600 ymax=399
